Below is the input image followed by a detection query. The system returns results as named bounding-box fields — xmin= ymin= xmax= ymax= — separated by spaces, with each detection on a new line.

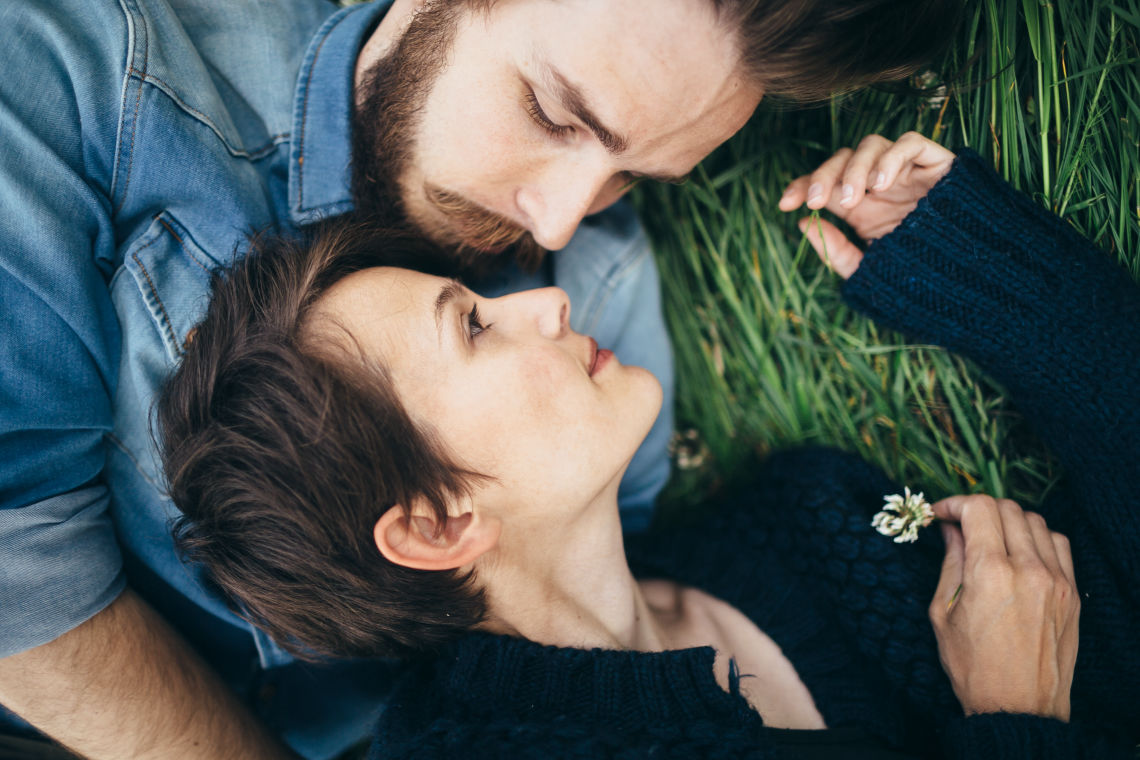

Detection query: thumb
xmin=933 ymin=522 xmax=965 ymax=620
xmin=797 ymin=217 xmax=864 ymax=279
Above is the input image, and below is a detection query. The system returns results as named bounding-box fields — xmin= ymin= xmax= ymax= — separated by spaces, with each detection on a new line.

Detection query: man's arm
xmin=0 ymin=590 xmax=299 ymax=760
xmin=0 ymin=5 xmax=301 ymax=758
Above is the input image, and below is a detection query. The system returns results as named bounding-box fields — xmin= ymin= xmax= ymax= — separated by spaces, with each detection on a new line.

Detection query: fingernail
xmin=873 ymin=172 xmax=886 ymax=190
xmin=807 ymin=183 xmax=822 ymax=204
xmin=840 ymin=184 xmax=854 ymax=204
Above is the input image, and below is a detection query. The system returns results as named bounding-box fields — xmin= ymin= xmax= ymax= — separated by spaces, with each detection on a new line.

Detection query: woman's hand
xmin=778 ymin=132 xmax=956 ymax=278
xmin=928 ymin=494 xmax=1080 ymax=721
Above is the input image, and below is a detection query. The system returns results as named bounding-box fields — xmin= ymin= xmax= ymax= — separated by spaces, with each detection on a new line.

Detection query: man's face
xmin=353 ymin=0 xmax=762 ymax=259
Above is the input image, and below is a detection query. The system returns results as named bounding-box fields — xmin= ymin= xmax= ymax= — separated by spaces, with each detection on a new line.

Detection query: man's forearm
xmin=0 ymin=589 xmax=299 ymax=760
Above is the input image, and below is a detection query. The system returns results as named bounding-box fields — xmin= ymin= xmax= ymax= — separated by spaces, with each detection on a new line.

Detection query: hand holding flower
xmin=927 ymin=494 xmax=1080 ymax=721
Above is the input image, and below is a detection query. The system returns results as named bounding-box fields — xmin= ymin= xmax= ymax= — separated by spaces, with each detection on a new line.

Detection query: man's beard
xmin=350 ymin=1 xmax=546 ymax=278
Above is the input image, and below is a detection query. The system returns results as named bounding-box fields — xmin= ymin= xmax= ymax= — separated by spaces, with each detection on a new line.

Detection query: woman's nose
xmin=501 ymin=286 xmax=570 ymax=340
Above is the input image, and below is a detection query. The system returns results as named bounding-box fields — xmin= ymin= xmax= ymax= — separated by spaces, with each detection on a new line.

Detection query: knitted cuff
xmin=840 ymin=150 xmax=1140 ymax=472
xmin=944 ymin=713 xmax=1134 ymax=760
xmin=842 ymin=149 xmax=1134 ymax=383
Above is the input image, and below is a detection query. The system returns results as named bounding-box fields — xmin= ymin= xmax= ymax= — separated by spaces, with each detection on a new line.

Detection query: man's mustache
xmin=424 ymin=184 xmax=531 ymax=253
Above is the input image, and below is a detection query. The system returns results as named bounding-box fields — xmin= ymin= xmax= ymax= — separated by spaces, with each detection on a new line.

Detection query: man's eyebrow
xmin=433 ymin=279 xmax=465 ymax=339
xmin=544 ymin=64 xmax=630 ymax=155
xmin=541 ymin=63 xmax=688 ymax=184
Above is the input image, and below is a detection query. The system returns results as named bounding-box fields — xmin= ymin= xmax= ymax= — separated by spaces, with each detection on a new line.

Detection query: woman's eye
xmin=525 ymin=90 xmax=571 ymax=138
xmin=467 ymin=303 xmax=492 ymax=340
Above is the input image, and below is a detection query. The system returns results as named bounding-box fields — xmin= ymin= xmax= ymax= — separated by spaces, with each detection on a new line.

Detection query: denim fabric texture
xmin=0 ymin=0 xmax=673 ymax=756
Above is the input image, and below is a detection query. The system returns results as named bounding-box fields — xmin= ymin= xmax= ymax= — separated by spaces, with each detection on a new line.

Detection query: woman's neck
xmin=475 ymin=489 xmax=668 ymax=652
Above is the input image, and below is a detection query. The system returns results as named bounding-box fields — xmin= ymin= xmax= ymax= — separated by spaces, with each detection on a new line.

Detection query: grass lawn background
xmin=636 ymin=0 xmax=1139 ymax=515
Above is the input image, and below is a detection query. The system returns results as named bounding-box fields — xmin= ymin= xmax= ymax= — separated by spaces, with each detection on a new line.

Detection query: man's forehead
xmin=516 ymin=1 xmax=754 ymax=149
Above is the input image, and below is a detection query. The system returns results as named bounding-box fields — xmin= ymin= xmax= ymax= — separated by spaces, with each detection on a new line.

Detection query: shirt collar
xmin=288 ymin=0 xmax=393 ymax=226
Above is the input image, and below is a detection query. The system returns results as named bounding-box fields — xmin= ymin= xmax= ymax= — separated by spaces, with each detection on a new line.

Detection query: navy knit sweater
xmin=369 ymin=152 xmax=1140 ymax=759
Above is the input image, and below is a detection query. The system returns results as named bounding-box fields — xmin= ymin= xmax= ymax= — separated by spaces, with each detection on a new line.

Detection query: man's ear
xmin=373 ymin=498 xmax=499 ymax=571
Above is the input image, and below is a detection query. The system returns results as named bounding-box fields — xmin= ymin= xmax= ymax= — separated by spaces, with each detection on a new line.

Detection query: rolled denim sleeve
xmin=0 ymin=0 xmax=130 ymax=654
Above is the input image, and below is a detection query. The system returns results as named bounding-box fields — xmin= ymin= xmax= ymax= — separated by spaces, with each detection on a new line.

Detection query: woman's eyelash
xmin=467 ymin=303 xmax=491 ymax=340
xmin=525 ymin=90 xmax=571 ymax=138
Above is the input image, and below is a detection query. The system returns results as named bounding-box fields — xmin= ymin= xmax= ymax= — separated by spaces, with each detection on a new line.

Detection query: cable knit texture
xmin=368 ymin=152 xmax=1140 ymax=759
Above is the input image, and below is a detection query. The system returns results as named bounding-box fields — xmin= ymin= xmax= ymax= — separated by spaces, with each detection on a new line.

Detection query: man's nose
xmin=516 ymin=162 xmax=616 ymax=251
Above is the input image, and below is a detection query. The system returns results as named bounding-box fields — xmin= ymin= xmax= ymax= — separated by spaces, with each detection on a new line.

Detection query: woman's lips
xmin=589 ymin=346 xmax=613 ymax=377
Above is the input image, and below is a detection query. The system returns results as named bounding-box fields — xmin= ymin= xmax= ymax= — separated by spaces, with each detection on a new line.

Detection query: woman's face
xmin=312 ymin=267 xmax=663 ymax=515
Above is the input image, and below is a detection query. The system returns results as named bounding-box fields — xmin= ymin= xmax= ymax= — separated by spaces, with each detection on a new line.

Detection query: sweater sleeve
xmin=371 ymin=712 xmax=778 ymax=760
xmin=945 ymin=714 xmax=1134 ymax=760
xmin=370 ymin=718 xmax=612 ymax=760
xmin=842 ymin=150 xmax=1140 ymax=758
xmin=843 ymin=149 xmax=1140 ymax=592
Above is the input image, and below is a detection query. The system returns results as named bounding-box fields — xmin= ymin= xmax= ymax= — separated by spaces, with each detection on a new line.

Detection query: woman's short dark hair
xmin=157 ymin=219 xmax=486 ymax=660
xmin=718 ymin=0 xmax=964 ymax=101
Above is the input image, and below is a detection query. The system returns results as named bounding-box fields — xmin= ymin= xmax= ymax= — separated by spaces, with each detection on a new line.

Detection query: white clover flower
xmin=668 ymin=428 xmax=709 ymax=471
xmin=871 ymin=487 xmax=935 ymax=544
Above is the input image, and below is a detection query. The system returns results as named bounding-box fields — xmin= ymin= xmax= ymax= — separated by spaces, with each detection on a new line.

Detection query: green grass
xmin=636 ymin=0 xmax=1140 ymax=513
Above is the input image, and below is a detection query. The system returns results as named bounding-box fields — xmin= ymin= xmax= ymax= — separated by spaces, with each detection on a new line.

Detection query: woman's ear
xmin=373 ymin=499 xmax=500 ymax=571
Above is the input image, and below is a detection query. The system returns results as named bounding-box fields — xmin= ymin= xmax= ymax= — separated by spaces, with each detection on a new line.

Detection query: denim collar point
xmin=288 ymin=1 xmax=391 ymax=226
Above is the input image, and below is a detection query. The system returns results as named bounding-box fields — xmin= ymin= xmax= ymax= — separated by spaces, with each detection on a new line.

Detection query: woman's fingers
xmin=803 ymin=148 xmax=854 ymax=210
xmin=779 ymin=132 xmax=956 ymax=212
xmin=931 ymin=522 xmax=966 ymax=623
xmin=796 ymin=217 xmax=863 ymax=279
xmin=1025 ymin=513 xmax=1079 ymax=638
xmin=936 ymin=494 xmax=1077 ymax=591
xmin=1024 ymin=511 xmax=1063 ymax=576
xmin=838 ymin=134 xmax=894 ymax=208
xmin=928 ymin=493 xmax=1078 ymax=721
xmin=933 ymin=495 xmax=1007 ymax=557
xmin=786 ymin=137 xmax=894 ymax=212
xmin=995 ymin=498 xmax=1038 ymax=562
xmin=1052 ymin=532 xmax=1076 ymax=587
xmin=781 ymin=133 xmax=957 ymax=268
xmin=778 ymin=175 xmax=814 ymax=212
xmin=873 ymin=131 xmax=957 ymax=190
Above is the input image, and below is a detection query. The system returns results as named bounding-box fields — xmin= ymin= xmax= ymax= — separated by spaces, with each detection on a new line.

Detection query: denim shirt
xmin=1 ymin=0 xmax=673 ymax=755
xmin=0 ymin=1 xmax=400 ymax=755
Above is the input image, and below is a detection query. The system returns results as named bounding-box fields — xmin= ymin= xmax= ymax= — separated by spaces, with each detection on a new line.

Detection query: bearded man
xmin=0 ymin=0 xmax=958 ymax=757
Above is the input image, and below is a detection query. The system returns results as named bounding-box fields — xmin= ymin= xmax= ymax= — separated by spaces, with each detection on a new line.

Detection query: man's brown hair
xmin=157 ymin=220 xmax=487 ymax=660
xmin=718 ymin=0 xmax=963 ymax=101
xmin=350 ymin=0 xmax=963 ymax=275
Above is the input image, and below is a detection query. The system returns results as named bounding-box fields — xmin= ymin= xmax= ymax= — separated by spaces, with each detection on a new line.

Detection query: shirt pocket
xmin=121 ymin=212 xmax=220 ymax=363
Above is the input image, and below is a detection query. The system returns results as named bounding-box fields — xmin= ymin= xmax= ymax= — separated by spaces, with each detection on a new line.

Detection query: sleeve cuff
xmin=839 ymin=149 xmax=1140 ymax=467
xmin=841 ymin=149 xmax=1109 ymax=367
xmin=944 ymin=712 xmax=1135 ymax=760
xmin=0 ymin=485 xmax=125 ymax=656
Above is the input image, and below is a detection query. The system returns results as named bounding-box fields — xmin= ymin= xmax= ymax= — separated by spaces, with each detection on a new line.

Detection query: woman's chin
xmin=629 ymin=369 xmax=665 ymax=437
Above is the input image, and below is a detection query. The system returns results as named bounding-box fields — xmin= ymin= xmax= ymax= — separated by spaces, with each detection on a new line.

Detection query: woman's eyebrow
xmin=433 ymin=279 xmax=466 ymax=340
